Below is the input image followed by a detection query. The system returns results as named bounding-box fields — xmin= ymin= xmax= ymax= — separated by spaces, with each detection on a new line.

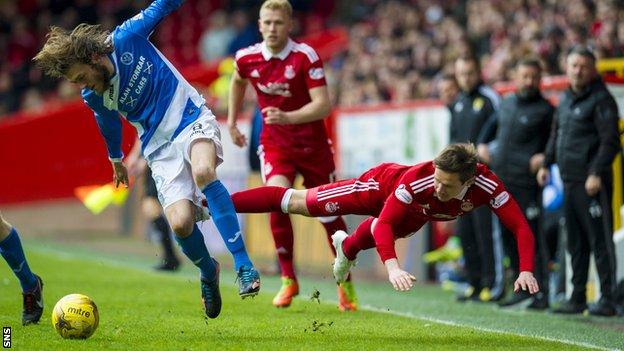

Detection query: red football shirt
xmin=235 ymin=39 xmax=329 ymax=150
xmin=362 ymin=161 xmax=535 ymax=272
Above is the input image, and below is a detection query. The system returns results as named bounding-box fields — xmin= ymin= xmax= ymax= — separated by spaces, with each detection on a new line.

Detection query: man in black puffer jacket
xmin=478 ymin=58 xmax=554 ymax=310
xmin=538 ymin=46 xmax=621 ymax=317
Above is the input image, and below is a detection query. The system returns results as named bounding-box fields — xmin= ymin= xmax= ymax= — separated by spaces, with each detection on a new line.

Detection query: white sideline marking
xmin=357 ymin=304 xmax=619 ymax=351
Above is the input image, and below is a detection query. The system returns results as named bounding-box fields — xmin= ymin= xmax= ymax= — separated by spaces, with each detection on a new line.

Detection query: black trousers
xmin=564 ymin=178 xmax=617 ymax=303
xmin=458 ymin=205 xmax=495 ymax=290
xmin=500 ymin=183 xmax=549 ymax=296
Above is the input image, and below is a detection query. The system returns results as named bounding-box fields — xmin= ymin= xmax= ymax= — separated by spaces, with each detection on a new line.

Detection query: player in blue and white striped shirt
xmin=34 ymin=0 xmax=260 ymax=319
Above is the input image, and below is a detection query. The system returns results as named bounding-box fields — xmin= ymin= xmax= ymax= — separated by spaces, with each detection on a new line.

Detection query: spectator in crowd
xmin=199 ymin=10 xmax=235 ymax=63
xmin=227 ymin=9 xmax=261 ymax=56
xmin=538 ymin=46 xmax=620 ymax=317
xmin=478 ymin=58 xmax=554 ymax=310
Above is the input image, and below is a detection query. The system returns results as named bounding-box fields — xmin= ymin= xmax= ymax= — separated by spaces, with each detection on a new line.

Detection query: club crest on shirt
xmin=490 ymin=191 xmax=510 ymax=209
xmin=121 ymin=52 xmax=134 ymax=65
xmin=394 ymin=184 xmax=413 ymax=204
xmin=324 ymin=201 xmax=339 ymax=214
xmin=284 ymin=65 xmax=295 ymax=79
xmin=460 ymin=201 xmax=474 ymax=212
xmin=473 ymin=97 xmax=484 ymax=111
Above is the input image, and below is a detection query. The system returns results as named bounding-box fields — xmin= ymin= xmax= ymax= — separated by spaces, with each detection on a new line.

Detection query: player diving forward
xmin=231 ymin=144 xmax=540 ymax=293
xmin=34 ymin=0 xmax=260 ymax=319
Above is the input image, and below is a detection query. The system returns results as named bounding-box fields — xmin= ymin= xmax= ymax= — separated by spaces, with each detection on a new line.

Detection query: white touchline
xmin=357 ymin=304 xmax=619 ymax=351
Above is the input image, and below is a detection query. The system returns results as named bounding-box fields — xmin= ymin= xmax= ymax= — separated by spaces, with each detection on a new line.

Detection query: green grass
xmin=0 ymin=241 xmax=622 ymax=350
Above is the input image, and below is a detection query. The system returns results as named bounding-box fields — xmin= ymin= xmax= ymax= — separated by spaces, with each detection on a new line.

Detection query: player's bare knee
xmin=141 ymin=198 xmax=162 ymax=220
xmin=168 ymin=215 xmax=194 ymax=238
xmin=192 ymin=165 xmax=217 ymax=189
xmin=287 ymin=190 xmax=310 ymax=215
xmin=0 ymin=218 xmax=12 ymax=239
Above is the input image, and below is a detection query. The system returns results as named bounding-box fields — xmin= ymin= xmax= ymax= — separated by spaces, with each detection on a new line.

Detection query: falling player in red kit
xmin=227 ymin=0 xmax=356 ymax=310
xmin=231 ymin=144 xmax=540 ymax=293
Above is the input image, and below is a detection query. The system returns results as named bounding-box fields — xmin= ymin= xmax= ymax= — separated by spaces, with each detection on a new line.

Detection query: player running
xmin=0 ymin=212 xmax=43 ymax=325
xmin=228 ymin=0 xmax=355 ymax=310
xmin=231 ymin=144 xmax=540 ymax=293
xmin=34 ymin=0 xmax=260 ymax=319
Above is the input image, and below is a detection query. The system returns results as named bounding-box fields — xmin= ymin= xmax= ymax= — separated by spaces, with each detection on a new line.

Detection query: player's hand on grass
xmin=384 ymin=258 xmax=416 ymax=291
xmin=514 ymin=271 xmax=539 ymax=294
xmin=262 ymin=107 xmax=289 ymax=125
xmin=112 ymin=161 xmax=129 ymax=188
xmin=228 ymin=124 xmax=248 ymax=147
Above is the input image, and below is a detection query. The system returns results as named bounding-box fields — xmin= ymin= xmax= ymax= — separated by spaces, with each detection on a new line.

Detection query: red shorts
xmin=258 ymin=143 xmax=336 ymax=188
xmin=306 ymin=177 xmax=384 ymax=217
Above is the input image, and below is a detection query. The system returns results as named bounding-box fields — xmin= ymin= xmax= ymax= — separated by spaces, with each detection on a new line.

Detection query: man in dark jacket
xmin=478 ymin=58 xmax=554 ymax=309
xmin=451 ymin=55 xmax=504 ymax=301
xmin=538 ymin=46 xmax=621 ymax=316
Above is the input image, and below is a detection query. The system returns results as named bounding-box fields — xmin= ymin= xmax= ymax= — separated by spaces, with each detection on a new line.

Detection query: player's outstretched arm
xmin=492 ymin=194 xmax=540 ymax=294
xmin=119 ymin=0 xmax=186 ymax=38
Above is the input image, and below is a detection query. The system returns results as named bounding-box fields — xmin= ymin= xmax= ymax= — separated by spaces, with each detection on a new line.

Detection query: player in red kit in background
xmin=230 ymin=144 xmax=540 ymax=294
xmin=227 ymin=0 xmax=356 ymax=310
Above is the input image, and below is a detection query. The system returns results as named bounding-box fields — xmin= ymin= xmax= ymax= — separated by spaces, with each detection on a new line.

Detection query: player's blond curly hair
xmin=433 ymin=143 xmax=479 ymax=183
xmin=33 ymin=24 xmax=113 ymax=78
xmin=260 ymin=0 xmax=293 ymax=17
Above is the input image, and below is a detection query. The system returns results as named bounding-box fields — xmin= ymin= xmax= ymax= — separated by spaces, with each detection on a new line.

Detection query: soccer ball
xmin=51 ymin=294 xmax=99 ymax=339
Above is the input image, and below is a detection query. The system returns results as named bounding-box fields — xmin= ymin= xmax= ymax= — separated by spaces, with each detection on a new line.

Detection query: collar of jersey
xmin=454 ymin=186 xmax=469 ymax=200
xmin=261 ymin=38 xmax=294 ymax=61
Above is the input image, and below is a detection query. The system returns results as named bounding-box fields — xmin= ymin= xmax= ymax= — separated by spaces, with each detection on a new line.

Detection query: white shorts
xmin=146 ymin=107 xmax=223 ymax=210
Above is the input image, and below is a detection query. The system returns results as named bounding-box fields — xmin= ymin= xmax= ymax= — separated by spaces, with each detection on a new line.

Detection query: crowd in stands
xmin=330 ymin=0 xmax=624 ymax=106
xmin=1 ymin=0 xmax=623 ymax=118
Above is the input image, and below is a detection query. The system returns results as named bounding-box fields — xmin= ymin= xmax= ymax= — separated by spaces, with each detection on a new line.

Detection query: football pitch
xmin=0 ymin=239 xmax=622 ymax=351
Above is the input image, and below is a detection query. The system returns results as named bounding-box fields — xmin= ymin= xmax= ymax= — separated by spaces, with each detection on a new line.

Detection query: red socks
xmin=231 ymin=186 xmax=288 ymax=213
xmin=270 ymin=212 xmax=296 ymax=279
xmin=343 ymin=217 xmax=377 ymax=260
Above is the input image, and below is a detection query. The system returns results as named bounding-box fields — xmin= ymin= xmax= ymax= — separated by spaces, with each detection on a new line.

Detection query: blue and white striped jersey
xmin=82 ymin=0 xmax=205 ymax=159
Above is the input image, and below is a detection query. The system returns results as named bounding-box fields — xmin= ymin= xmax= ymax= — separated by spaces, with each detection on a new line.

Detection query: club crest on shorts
xmin=394 ymin=184 xmax=413 ymax=204
xmin=460 ymin=200 xmax=474 ymax=212
xmin=284 ymin=65 xmax=295 ymax=79
xmin=324 ymin=201 xmax=339 ymax=214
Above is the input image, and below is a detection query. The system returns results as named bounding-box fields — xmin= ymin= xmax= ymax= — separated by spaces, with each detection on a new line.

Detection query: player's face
xmin=515 ymin=64 xmax=541 ymax=97
xmin=455 ymin=60 xmax=480 ymax=92
xmin=259 ymin=8 xmax=292 ymax=51
xmin=566 ymin=53 xmax=596 ymax=92
xmin=66 ymin=62 xmax=111 ymax=95
xmin=433 ymin=168 xmax=471 ymax=202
